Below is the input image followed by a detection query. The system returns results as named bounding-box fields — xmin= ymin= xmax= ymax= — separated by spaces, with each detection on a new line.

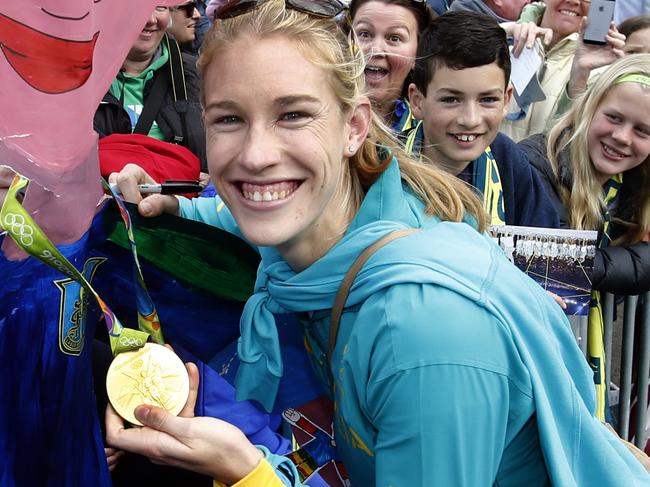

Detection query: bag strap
xmin=133 ymin=65 xmax=169 ymax=136
xmin=133 ymin=35 xmax=188 ymax=138
xmin=167 ymin=35 xmax=188 ymax=103
xmin=328 ymin=228 xmax=421 ymax=362
xmin=167 ymin=35 xmax=190 ymax=144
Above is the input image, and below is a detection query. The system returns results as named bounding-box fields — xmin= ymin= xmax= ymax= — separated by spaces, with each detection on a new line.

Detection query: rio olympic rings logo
xmin=119 ymin=336 xmax=144 ymax=348
xmin=3 ymin=213 xmax=34 ymax=247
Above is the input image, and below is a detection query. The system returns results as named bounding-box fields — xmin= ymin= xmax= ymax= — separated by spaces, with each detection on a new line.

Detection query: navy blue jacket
xmin=486 ymin=132 xmax=560 ymax=228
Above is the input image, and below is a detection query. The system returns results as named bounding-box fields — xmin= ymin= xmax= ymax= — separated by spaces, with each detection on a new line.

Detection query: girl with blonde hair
xmin=520 ymin=54 xmax=650 ymax=422
xmin=106 ymin=1 xmax=649 ymax=485
xmin=521 ymin=55 xmax=650 ymax=285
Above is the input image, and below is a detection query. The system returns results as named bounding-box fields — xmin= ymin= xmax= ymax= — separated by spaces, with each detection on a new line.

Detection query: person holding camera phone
xmin=500 ymin=0 xmax=591 ymax=141
xmin=559 ymin=1 xmax=627 ymax=112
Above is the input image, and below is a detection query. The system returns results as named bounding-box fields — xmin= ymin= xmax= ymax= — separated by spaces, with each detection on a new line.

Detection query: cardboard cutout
xmin=0 ymin=1 xmax=178 ymax=256
xmin=0 ymin=4 xmax=183 ymax=485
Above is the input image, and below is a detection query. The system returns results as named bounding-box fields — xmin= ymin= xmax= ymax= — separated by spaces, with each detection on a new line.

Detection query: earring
xmin=348 ymin=145 xmax=355 ymax=154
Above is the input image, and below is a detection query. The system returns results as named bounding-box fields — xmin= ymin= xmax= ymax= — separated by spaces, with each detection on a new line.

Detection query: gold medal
xmin=106 ymin=343 xmax=190 ymax=426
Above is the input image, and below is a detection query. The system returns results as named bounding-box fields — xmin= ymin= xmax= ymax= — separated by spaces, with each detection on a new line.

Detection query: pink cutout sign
xmin=0 ymin=1 xmax=178 ymax=255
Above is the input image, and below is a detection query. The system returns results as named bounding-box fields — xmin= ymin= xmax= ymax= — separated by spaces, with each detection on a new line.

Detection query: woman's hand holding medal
xmin=105 ymin=359 xmax=264 ymax=483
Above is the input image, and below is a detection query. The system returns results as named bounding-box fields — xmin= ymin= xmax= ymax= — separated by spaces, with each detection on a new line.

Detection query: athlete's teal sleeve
xmin=369 ymin=364 xmax=541 ymax=486
xmin=177 ymin=195 xmax=243 ymax=239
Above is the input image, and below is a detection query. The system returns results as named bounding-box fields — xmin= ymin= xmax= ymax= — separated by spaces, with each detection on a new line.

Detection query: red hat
xmin=99 ymin=133 xmax=200 ymax=183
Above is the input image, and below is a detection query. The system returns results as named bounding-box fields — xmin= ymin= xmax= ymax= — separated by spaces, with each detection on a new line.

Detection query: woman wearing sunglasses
xmin=106 ymin=0 xmax=650 ymax=485
xmin=168 ymin=1 xmax=202 ymax=46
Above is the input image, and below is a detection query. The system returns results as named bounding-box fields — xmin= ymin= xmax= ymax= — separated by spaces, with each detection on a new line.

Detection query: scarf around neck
xmin=235 ymin=158 xmax=433 ymax=411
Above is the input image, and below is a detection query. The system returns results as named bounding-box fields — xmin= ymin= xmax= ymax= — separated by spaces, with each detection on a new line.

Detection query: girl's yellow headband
xmin=613 ymin=73 xmax=650 ymax=87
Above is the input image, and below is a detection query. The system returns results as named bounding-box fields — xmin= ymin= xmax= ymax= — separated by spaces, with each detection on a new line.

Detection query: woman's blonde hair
xmin=547 ymin=54 xmax=650 ymax=244
xmin=197 ymin=0 xmax=486 ymax=231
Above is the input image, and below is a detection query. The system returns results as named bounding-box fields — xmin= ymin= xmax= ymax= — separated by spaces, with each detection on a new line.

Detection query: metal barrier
xmin=600 ymin=292 xmax=650 ymax=450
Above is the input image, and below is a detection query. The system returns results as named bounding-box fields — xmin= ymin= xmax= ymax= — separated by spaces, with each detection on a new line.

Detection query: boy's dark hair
xmin=618 ymin=14 xmax=650 ymax=39
xmin=412 ymin=11 xmax=511 ymax=96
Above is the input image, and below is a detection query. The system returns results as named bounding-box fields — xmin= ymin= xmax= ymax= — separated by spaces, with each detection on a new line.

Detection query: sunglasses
xmin=173 ymin=1 xmax=198 ymax=17
xmin=214 ymin=0 xmax=347 ymax=21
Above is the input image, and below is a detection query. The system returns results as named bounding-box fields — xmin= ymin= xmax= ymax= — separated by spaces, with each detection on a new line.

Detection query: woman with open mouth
xmin=350 ymin=0 xmax=434 ymax=134
xmin=105 ymin=1 xmax=650 ymax=485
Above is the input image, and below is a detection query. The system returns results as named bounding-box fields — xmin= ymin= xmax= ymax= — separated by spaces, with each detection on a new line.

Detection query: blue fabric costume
xmin=0 ymin=201 xmax=325 ymax=486
xmin=0 ymin=218 xmax=111 ymax=487
xmin=179 ymin=158 xmax=650 ymax=486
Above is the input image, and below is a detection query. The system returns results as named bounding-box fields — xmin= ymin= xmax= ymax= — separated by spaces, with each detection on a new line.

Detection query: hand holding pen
xmin=107 ymin=164 xmax=189 ymax=218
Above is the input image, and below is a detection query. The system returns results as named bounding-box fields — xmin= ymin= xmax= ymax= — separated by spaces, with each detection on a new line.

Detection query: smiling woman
xmin=202 ymin=35 xmax=359 ymax=263
xmin=520 ymin=55 xmax=650 ymax=241
xmin=168 ymin=1 xmax=201 ymax=44
xmin=106 ymin=1 xmax=650 ymax=485
xmin=540 ymin=0 xmax=589 ymax=47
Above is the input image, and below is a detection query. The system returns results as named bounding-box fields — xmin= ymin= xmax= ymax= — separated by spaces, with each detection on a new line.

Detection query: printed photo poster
xmin=490 ymin=225 xmax=599 ymax=316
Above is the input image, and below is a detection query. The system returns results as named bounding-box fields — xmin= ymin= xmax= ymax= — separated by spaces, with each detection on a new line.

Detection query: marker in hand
xmin=109 ymin=180 xmax=204 ymax=195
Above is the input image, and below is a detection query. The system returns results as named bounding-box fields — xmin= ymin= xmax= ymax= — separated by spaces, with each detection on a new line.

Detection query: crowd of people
xmin=3 ymin=0 xmax=650 ymax=485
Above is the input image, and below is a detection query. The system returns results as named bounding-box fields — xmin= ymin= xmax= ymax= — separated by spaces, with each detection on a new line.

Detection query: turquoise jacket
xmin=179 ymin=160 xmax=649 ymax=486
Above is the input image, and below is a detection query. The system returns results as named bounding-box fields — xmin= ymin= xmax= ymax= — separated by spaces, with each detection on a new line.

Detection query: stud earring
xmin=348 ymin=145 xmax=355 ymax=153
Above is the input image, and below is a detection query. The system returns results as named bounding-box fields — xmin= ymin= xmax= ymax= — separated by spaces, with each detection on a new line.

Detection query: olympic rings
xmin=3 ymin=213 xmax=34 ymax=247
xmin=119 ymin=336 xmax=144 ymax=348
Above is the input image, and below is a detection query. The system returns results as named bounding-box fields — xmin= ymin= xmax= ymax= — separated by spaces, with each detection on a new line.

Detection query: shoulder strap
xmin=167 ymin=35 xmax=189 ymax=144
xmin=167 ymin=35 xmax=188 ymax=103
xmin=328 ymin=228 xmax=421 ymax=362
xmin=133 ymin=35 xmax=189 ymax=139
xmin=133 ymin=61 xmax=170 ymax=136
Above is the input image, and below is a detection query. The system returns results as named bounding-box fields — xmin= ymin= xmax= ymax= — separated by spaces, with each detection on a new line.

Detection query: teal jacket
xmin=179 ymin=160 xmax=649 ymax=486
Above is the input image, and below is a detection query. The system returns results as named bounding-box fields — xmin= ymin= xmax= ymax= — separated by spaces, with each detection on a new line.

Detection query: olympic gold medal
xmin=106 ymin=343 xmax=190 ymax=426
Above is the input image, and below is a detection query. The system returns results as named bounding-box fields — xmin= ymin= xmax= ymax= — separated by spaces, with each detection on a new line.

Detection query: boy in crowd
xmin=406 ymin=11 xmax=558 ymax=228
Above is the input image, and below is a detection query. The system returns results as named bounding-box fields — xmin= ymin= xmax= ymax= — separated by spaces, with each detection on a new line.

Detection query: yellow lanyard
xmin=405 ymin=121 xmax=505 ymax=225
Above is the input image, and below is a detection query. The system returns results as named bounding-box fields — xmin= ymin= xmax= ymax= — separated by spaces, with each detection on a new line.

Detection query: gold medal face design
xmin=106 ymin=343 xmax=190 ymax=426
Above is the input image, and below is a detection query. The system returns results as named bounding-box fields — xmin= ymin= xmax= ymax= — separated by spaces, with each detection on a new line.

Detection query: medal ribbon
xmin=0 ymin=175 xmax=150 ymax=355
xmin=102 ymin=180 xmax=164 ymax=344
xmin=588 ymin=173 xmax=623 ymax=421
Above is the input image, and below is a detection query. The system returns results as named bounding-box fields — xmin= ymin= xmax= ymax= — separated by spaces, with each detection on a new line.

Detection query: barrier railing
xmin=601 ymin=292 xmax=650 ymax=450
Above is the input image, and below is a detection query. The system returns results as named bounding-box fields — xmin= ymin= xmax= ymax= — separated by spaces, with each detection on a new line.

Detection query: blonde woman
xmin=106 ymin=1 xmax=649 ymax=485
